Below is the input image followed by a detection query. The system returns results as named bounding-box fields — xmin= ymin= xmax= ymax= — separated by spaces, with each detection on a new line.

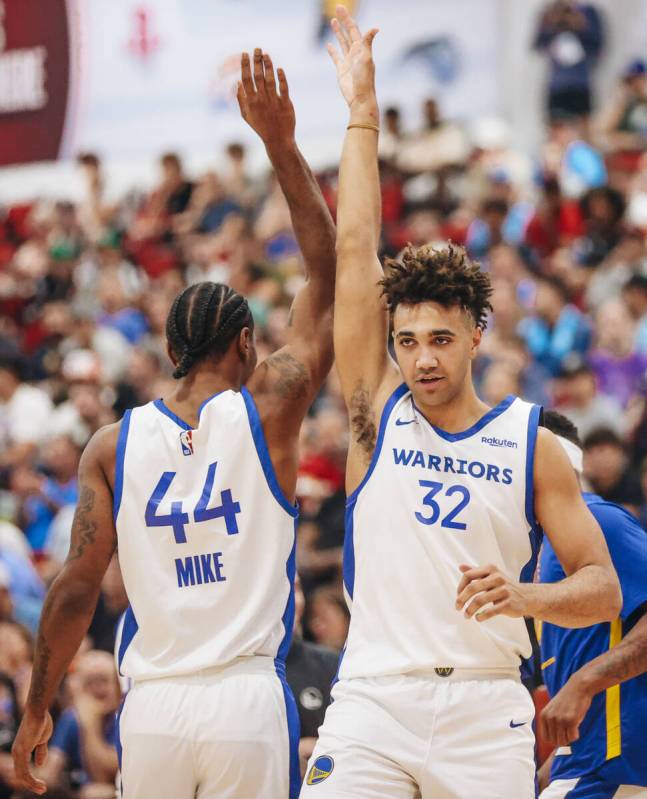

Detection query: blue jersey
xmin=539 ymin=493 xmax=647 ymax=787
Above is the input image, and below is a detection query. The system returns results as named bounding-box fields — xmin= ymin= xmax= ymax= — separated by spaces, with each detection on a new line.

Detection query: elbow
xmin=599 ymin=568 xmax=623 ymax=622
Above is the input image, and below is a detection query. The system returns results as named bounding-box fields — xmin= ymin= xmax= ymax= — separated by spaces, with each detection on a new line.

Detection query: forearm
xmin=572 ymin=612 xmax=647 ymax=696
xmin=337 ymin=99 xmax=381 ymax=256
xmin=265 ymin=140 xmax=336 ymax=287
xmin=527 ymin=564 xmax=621 ymax=627
xmin=26 ymin=574 xmax=101 ymax=716
xmin=80 ymin=720 xmax=118 ymax=783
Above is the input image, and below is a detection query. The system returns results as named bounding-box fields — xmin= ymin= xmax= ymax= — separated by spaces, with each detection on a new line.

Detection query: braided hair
xmin=165 ymin=282 xmax=253 ymax=379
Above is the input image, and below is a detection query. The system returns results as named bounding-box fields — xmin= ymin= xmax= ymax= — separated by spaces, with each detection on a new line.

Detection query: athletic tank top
xmin=114 ymin=389 xmax=297 ymax=681
xmin=338 ymin=386 xmax=542 ymax=680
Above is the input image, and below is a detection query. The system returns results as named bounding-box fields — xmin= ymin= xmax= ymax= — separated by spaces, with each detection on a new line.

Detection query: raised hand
xmin=326 ymin=5 xmax=378 ymax=110
xmin=237 ymin=49 xmax=295 ymax=148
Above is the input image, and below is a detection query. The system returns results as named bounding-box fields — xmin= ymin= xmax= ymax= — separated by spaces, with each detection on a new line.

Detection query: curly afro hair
xmin=380 ymin=243 xmax=493 ymax=330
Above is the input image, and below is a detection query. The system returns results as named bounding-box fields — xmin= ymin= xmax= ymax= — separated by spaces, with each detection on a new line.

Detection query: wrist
xmin=571 ymin=663 xmax=606 ymax=698
xmin=24 ymin=703 xmax=48 ymax=721
xmin=349 ymin=101 xmax=379 ymax=126
xmin=264 ymin=137 xmax=298 ymax=159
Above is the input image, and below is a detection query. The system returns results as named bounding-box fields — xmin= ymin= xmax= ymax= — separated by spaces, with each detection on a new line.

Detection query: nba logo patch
xmin=179 ymin=430 xmax=194 ymax=456
xmin=306 ymin=755 xmax=334 ymax=785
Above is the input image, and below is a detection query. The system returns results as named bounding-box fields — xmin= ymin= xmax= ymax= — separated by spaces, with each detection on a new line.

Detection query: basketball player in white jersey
xmin=300 ymin=9 xmax=622 ymax=798
xmin=12 ymin=52 xmax=335 ymax=799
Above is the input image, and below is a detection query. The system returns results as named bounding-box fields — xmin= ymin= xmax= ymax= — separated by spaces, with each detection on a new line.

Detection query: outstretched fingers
xmin=336 ymin=5 xmax=362 ymax=42
xmin=277 ymin=68 xmax=290 ymax=99
xmin=263 ymin=53 xmax=277 ymax=96
xmin=364 ymin=27 xmax=379 ymax=49
xmin=331 ymin=17 xmax=351 ymax=55
xmin=252 ymin=48 xmax=267 ymax=96
xmin=236 ymin=81 xmax=249 ymax=119
xmin=240 ymin=52 xmax=255 ymax=97
xmin=326 ymin=42 xmax=342 ymax=69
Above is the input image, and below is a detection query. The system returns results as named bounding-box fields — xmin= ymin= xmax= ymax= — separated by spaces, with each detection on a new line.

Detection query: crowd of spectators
xmin=0 ymin=2 xmax=646 ymax=795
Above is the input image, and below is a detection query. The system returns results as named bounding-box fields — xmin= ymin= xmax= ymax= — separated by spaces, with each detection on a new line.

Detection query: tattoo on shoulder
xmin=67 ymin=485 xmax=98 ymax=562
xmin=350 ymin=384 xmax=377 ymax=458
xmin=265 ymin=352 xmax=309 ymax=400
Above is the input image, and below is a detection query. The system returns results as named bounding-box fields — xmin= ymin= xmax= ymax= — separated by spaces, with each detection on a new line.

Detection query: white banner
xmin=0 ymin=0 xmax=501 ymax=167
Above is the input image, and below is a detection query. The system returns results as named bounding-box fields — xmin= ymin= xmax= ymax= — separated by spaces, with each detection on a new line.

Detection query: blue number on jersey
xmin=145 ymin=462 xmax=242 ymax=543
xmin=415 ymin=480 xmax=470 ymax=531
xmin=145 ymin=472 xmax=191 ymax=544
xmin=194 ymin=462 xmax=241 ymax=535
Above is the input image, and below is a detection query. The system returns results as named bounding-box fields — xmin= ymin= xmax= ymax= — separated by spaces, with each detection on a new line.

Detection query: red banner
xmin=0 ymin=0 xmax=72 ymax=165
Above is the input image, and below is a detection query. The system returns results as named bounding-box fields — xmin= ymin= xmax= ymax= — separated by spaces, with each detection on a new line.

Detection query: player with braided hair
xmin=13 ymin=51 xmax=335 ymax=799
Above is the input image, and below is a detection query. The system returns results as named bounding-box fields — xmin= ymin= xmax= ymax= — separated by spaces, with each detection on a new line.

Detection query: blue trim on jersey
xmin=274 ymin=516 xmax=300 ymax=799
xmin=277 ymin=519 xmax=297 ymax=661
xmin=117 ymin=606 xmax=139 ymax=675
xmin=343 ymin=503 xmax=356 ymax=600
xmin=346 ymin=383 xmax=409 ymax=507
xmin=153 ymin=398 xmax=192 ymax=431
xmin=197 ymin=390 xmax=227 ymax=420
xmin=115 ymin=696 xmax=125 ymax=773
xmin=413 ymin=393 xmax=516 ymax=442
xmin=520 ymin=404 xmax=543 ymax=583
xmin=274 ymin=659 xmax=301 ymax=799
xmin=113 ymin=410 xmax=132 ymax=522
xmin=240 ymin=387 xmax=299 ymax=518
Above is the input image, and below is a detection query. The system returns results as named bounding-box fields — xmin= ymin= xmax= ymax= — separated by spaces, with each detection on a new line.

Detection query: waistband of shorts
xmin=403 ymin=666 xmax=521 ymax=683
xmin=132 ymin=655 xmax=279 ymax=685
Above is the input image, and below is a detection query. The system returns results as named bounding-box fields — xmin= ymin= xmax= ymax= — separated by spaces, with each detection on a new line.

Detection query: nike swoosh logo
xmin=509 ymin=720 xmax=527 ymax=728
xmin=395 ymin=418 xmax=416 ymax=426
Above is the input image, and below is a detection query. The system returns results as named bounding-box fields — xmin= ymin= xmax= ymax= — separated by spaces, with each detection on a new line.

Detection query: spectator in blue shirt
xmin=519 ymin=275 xmax=592 ymax=376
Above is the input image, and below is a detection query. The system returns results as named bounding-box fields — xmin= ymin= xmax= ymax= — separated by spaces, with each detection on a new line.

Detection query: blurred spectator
xmin=553 ymin=360 xmax=625 ymax=438
xmin=40 ymin=651 xmax=120 ymax=795
xmin=0 ymin=346 xmax=53 ymax=471
xmin=573 ymin=185 xmax=626 ymax=267
xmin=396 ymin=98 xmax=469 ymax=174
xmin=287 ymin=575 xmax=338 ymax=778
xmin=544 ymin=115 xmax=607 ymax=200
xmin=583 ymin=428 xmax=644 ymax=516
xmin=12 ymin=435 xmax=80 ymax=553
xmin=305 ymin=585 xmax=349 ymax=652
xmin=588 ymin=298 xmax=647 ymax=408
xmin=523 ymin=175 xmax=584 ymax=260
xmin=130 ymin=152 xmax=193 ymax=245
xmin=533 ymin=1 xmax=604 ymax=119
xmin=622 ymin=273 xmax=647 ymax=353
xmin=378 ymin=106 xmax=403 ymax=163
xmin=595 ymin=59 xmax=647 ymax=161
xmin=518 ymin=275 xmax=592 ymax=376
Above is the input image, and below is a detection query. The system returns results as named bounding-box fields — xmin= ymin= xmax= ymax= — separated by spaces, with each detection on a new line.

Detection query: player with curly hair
xmin=300 ymin=8 xmax=622 ymax=799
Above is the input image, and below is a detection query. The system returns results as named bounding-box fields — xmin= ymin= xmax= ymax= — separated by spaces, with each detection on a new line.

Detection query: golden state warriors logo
xmin=434 ymin=667 xmax=454 ymax=677
xmin=307 ymin=755 xmax=334 ymax=785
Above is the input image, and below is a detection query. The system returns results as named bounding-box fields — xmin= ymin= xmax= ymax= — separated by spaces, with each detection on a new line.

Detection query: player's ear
xmin=237 ymin=327 xmax=252 ymax=360
xmin=166 ymin=340 xmax=177 ymax=366
xmin=470 ymin=325 xmax=482 ymax=359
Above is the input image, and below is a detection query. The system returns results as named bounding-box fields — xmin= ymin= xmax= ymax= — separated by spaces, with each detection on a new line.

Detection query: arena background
xmin=1 ymin=1 xmax=647 ymax=797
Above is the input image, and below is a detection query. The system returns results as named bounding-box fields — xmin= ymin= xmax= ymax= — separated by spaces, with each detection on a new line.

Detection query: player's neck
xmin=163 ymin=367 xmax=242 ymax=428
xmin=416 ymin=384 xmax=492 ymax=435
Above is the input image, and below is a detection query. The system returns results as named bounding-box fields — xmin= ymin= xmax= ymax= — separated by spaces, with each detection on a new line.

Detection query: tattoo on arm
xmin=265 ymin=352 xmax=309 ymax=400
xmin=350 ymin=384 xmax=377 ymax=457
xmin=29 ymin=631 xmax=52 ymax=710
xmin=591 ymin=613 xmax=647 ymax=685
xmin=67 ymin=485 xmax=98 ymax=563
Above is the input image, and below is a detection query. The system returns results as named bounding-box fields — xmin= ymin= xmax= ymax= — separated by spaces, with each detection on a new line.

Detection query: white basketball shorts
xmin=117 ymin=657 xmax=300 ymax=799
xmin=300 ymin=669 xmax=536 ymax=799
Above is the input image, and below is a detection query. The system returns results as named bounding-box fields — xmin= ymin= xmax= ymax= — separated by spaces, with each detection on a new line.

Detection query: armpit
xmin=265 ymin=352 xmax=310 ymax=400
xmin=349 ymin=383 xmax=377 ymax=457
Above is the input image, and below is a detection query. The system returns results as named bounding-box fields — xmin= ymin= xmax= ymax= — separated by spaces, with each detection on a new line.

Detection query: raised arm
xmin=12 ymin=426 xmax=118 ymax=796
xmin=456 ymin=429 xmax=621 ymax=627
xmin=239 ymin=51 xmax=336 ymax=419
xmin=327 ymin=8 xmax=400 ymax=417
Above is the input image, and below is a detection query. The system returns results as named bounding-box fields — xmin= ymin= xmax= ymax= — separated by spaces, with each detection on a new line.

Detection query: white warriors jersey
xmin=113 ymin=389 xmax=298 ymax=681
xmin=338 ymin=385 xmax=542 ymax=680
